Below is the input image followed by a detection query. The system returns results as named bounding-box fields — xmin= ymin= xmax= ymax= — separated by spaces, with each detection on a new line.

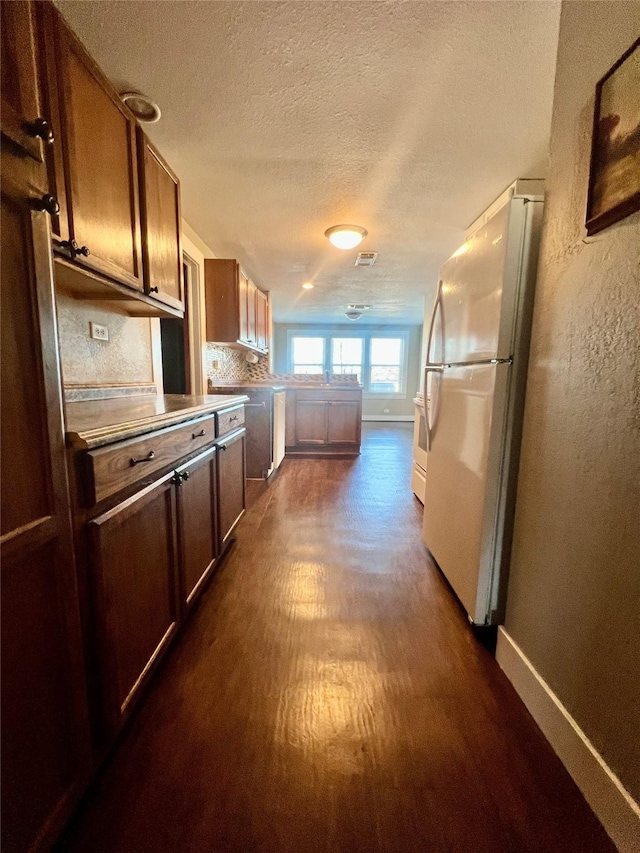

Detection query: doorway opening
xmin=160 ymin=261 xmax=191 ymax=394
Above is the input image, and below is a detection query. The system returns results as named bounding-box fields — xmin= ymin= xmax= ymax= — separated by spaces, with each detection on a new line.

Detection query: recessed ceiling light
xmin=120 ymin=91 xmax=162 ymax=123
xmin=325 ymin=224 xmax=368 ymax=250
xmin=302 ymin=282 xmax=314 ymax=290
xmin=344 ymin=310 xmax=363 ymax=321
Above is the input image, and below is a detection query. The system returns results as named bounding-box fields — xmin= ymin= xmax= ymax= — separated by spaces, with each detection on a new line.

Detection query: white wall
xmin=503 ymin=0 xmax=640 ymax=815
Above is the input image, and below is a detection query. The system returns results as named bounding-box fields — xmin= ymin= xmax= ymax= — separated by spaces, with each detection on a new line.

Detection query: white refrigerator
xmin=422 ymin=180 xmax=544 ymax=626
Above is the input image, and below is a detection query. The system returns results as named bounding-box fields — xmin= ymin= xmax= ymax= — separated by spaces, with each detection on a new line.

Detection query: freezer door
xmin=422 ymin=362 xmax=511 ymax=624
xmin=439 ymin=199 xmax=528 ymax=364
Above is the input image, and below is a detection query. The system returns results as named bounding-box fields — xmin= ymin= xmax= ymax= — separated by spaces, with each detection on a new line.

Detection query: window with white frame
xmin=369 ymin=337 xmax=404 ymax=393
xmin=291 ymin=336 xmax=325 ymax=374
xmin=287 ymin=330 xmax=409 ymax=395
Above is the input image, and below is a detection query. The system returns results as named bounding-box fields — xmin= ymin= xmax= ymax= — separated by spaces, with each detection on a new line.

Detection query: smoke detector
xmin=344 ymin=310 xmax=363 ymax=321
xmin=355 ymin=252 xmax=378 ymax=267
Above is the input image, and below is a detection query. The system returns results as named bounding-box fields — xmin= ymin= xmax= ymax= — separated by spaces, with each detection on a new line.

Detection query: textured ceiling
xmin=56 ymin=1 xmax=560 ymax=325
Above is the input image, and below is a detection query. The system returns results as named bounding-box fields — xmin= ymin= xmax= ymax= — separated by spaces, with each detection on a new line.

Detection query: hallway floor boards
xmin=59 ymin=425 xmax=613 ymax=852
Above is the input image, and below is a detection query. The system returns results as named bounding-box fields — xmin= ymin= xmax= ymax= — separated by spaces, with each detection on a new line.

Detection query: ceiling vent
xmin=355 ymin=252 xmax=378 ymax=267
xmin=347 ymin=304 xmax=372 ymax=311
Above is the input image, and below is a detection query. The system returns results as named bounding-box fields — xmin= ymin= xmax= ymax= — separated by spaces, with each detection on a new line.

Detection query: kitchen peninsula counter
xmin=66 ymin=393 xmax=249 ymax=450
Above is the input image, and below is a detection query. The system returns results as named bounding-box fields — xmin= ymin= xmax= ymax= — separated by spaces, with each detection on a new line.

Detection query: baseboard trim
xmin=496 ymin=627 xmax=640 ymax=852
xmin=361 ymin=415 xmax=414 ymax=422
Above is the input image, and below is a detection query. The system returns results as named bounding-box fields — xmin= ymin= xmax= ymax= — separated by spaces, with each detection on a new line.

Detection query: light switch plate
xmin=90 ymin=322 xmax=109 ymax=342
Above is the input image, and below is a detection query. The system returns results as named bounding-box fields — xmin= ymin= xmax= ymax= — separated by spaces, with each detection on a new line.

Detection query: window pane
xmin=370 ymin=365 xmax=400 ymax=393
xmin=331 ymin=338 xmax=363 ymax=383
xmin=292 ymin=337 xmax=324 ymax=365
xmin=370 ymin=338 xmax=402 ymax=365
xmin=332 ymin=338 xmax=363 ymax=365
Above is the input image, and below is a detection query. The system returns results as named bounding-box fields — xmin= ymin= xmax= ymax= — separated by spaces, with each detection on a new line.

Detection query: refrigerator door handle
xmin=423 ymin=366 xmax=444 ymax=450
xmin=424 ymin=280 xmax=443 ymax=367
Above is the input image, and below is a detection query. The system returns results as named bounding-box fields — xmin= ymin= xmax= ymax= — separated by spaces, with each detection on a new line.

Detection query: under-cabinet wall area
xmin=56 ymin=291 xmax=160 ymax=394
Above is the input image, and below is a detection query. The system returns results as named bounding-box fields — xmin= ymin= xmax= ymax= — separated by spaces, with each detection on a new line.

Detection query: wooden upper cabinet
xmin=137 ymin=129 xmax=184 ymax=312
xmin=256 ymin=288 xmax=269 ymax=351
xmin=54 ymin=13 xmax=144 ymax=291
xmin=0 ymin=0 xmax=46 ymax=162
xmin=204 ymin=259 xmax=269 ymax=353
xmin=238 ymin=268 xmax=250 ymax=343
xmin=246 ymin=279 xmax=258 ymax=347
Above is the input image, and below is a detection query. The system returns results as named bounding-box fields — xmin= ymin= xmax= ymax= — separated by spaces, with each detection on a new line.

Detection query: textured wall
xmin=505 ymin=3 xmax=640 ymax=802
xmin=273 ymin=323 xmax=422 ymax=417
xmin=56 ymin=291 xmax=156 ymax=388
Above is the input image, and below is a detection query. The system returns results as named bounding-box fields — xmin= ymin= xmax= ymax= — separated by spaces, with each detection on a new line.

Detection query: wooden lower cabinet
xmin=295 ymin=400 xmax=328 ymax=444
xmin=176 ymin=446 xmax=220 ymax=607
xmin=217 ymin=428 xmax=247 ymax=548
xmin=288 ymin=390 xmax=362 ymax=454
xmin=88 ymin=475 xmax=179 ymax=732
xmin=327 ymin=401 xmax=361 ymax=444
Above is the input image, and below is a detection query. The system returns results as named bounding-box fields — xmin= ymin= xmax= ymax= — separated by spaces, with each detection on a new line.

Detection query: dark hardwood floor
xmin=58 ymin=424 xmax=613 ymax=852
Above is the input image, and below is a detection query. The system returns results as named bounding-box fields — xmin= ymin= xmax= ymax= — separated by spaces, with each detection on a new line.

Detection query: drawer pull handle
xmin=130 ymin=450 xmax=155 ymax=466
xmin=229 ymin=415 xmax=239 ymax=422
xmin=218 ymin=444 xmax=227 ymax=452
xmin=192 ymin=429 xmax=206 ymax=438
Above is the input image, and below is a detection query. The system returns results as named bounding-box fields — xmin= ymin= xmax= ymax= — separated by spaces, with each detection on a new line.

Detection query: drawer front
xmin=217 ymin=405 xmax=245 ymax=437
xmin=86 ymin=415 xmax=216 ymax=505
xmin=294 ymin=389 xmax=362 ymax=402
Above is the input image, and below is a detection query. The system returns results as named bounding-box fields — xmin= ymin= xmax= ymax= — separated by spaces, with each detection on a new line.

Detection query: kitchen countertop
xmin=208 ymin=380 xmax=362 ymax=391
xmin=66 ymin=394 xmax=249 ymax=450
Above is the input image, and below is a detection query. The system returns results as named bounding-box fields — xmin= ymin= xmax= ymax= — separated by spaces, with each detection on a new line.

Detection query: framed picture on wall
xmin=585 ymin=37 xmax=640 ymax=236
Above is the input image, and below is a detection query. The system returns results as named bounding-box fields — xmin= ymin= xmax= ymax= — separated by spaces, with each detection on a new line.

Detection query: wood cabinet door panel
xmin=138 ymin=130 xmax=184 ymax=311
xmin=177 ymin=447 xmax=219 ymax=606
xmin=88 ymin=477 xmax=179 ymax=723
xmin=327 ymin=401 xmax=361 ymax=445
xmin=295 ymin=400 xmax=328 ymax=444
xmin=246 ymin=279 xmax=257 ymax=346
xmin=256 ymin=288 xmax=268 ymax=351
xmin=0 ymin=173 xmax=90 ymax=851
xmin=238 ymin=270 xmax=249 ymax=343
xmin=58 ymin=22 xmax=143 ymax=290
xmin=0 ymin=0 xmax=43 ymax=161
xmin=217 ymin=429 xmax=246 ymax=548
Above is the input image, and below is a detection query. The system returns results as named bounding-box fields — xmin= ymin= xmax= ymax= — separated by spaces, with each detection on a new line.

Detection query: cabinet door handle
xmin=149 ymin=286 xmax=159 ymax=293
xmin=182 ymin=471 xmax=190 ymax=481
xmin=32 ymin=194 xmax=60 ymax=216
xmin=192 ymin=429 xmax=206 ymax=438
xmin=130 ymin=450 xmax=155 ymax=466
xmin=60 ymin=239 xmax=91 ymax=259
xmin=218 ymin=444 xmax=227 ymax=451
xmin=25 ymin=117 xmax=54 ymax=144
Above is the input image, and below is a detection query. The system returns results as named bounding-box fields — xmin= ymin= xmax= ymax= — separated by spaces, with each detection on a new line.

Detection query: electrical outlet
xmin=90 ymin=322 xmax=109 ymax=342
xmin=383 ymin=408 xmax=390 ymax=414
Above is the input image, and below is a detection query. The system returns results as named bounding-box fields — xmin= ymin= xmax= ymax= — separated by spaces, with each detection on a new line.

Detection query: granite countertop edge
xmin=66 ymin=394 xmax=249 ymax=451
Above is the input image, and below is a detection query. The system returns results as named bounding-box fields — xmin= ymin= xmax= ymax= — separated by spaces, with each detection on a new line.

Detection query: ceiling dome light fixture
xmin=302 ymin=282 xmax=314 ymax=290
xmin=325 ymin=224 xmax=368 ymax=251
xmin=120 ymin=91 xmax=162 ymax=123
xmin=344 ymin=310 xmax=363 ymax=321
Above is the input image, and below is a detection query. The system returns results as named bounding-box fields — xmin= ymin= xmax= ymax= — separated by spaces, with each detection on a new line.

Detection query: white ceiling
xmin=56 ymin=0 xmax=560 ymax=325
